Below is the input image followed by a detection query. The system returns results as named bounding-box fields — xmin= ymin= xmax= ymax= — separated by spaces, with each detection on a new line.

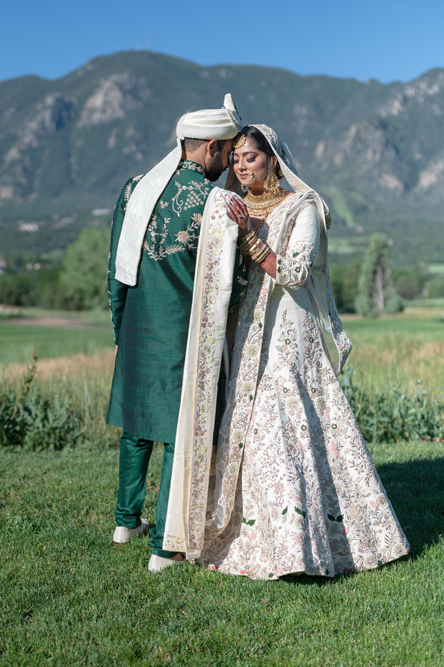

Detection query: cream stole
xmin=163 ymin=188 xmax=239 ymax=559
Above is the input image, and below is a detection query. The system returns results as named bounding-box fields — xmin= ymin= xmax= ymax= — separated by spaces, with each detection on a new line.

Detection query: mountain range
xmin=1 ymin=50 xmax=443 ymax=266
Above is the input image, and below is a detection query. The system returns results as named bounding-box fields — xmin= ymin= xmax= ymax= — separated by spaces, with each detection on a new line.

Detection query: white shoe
xmin=112 ymin=519 xmax=149 ymax=545
xmin=148 ymin=555 xmax=185 ymax=572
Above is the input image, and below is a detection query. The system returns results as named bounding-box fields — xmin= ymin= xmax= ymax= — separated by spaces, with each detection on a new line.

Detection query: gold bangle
xmin=254 ymin=247 xmax=271 ymax=264
xmin=241 ymin=238 xmax=260 ymax=254
xmin=245 ymin=236 xmax=262 ymax=253
xmin=251 ymin=242 xmax=270 ymax=262
xmin=251 ymin=241 xmax=265 ymax=256
xmin=244 ymin=238 xmax=263 ymax=257
xmin=239 ymin=230 xmax=256 ymax=248
xmin=241 ymin=235 xmax=261 ymax=254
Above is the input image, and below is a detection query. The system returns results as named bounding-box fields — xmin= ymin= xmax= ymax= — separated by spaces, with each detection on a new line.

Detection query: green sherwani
xmin=107 ymin=160 xmax=247 ymax=555
xmin=107 ymin=161 xmax=246 ymax=440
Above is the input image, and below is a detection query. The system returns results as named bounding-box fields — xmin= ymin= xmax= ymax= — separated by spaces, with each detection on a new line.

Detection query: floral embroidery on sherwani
xmin=200 ymin=193 xmax=409 ymax=580
xmin=142 ymin=161 xmax=212 ymax=262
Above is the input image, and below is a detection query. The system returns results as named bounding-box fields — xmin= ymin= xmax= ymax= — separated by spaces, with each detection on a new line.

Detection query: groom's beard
xmin=204 ymin=152 xmax=225 ymax=182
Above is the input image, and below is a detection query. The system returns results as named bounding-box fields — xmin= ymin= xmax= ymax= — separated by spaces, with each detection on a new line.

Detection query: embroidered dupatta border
xmin=162 ymin=188 xmax=239 ymax=558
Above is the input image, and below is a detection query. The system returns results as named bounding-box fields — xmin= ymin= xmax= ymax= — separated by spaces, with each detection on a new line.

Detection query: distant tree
xmin=329 ymin=258 xmax=362 ymax=313
xmin=32 ymin=266 xmax=66 ymax=309
xmin=0 ymin=273 xmax=35 ymax=306
xmin=427 ymin=276 xmax=444 ymax=298
xmin=59 ymin=226 xmax=110 ymax=310
xmin=355 ymin=233 xmax=403 ymax=317
xmin=395 ymin=274 xmax=422 ymax=301
xmin=393 ymin=266 xmax=425 ymax=301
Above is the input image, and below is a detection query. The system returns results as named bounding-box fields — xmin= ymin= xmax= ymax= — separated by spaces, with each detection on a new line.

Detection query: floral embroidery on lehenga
xmin=200 ymin=192 xmax=409 ymax=579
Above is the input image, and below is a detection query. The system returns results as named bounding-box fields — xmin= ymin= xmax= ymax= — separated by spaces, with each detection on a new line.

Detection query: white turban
xmin=115 ymin=94 xmax=242 ymax=285
xmin=176 ymin=97 xmax=242 ymax=141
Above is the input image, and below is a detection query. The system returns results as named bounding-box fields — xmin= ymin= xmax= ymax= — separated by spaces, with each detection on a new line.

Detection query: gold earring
xmin=264 ymin=166 xmax=280 ymax=195
xmin=263 ymin=163 xmax=272 ymax=192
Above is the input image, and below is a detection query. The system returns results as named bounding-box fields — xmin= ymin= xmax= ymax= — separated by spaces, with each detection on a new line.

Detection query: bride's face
xmin=232 ymin=136 xmax=269 ymax=191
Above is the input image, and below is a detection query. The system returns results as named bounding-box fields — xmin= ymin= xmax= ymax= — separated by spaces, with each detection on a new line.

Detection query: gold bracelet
xmin=239 ymin=234 xmax=255 ymax=248
xmin=241 ymin=234 xmax=261 ymax=254
xmin=241 ymin=238 xmax=260 ymax=254
xmin=251 ymin=242 xmax=268 ymax=262
xmin=238 ymin=230 xmax=256 ymax=248
xmin=246 ymin=237 xmax=263 ymax=253
xmin=250 ymin=239 xmax=265 ymax=255
xmin=244 ymin=240 xmax=264 ymax=258
xmin=254 ymin=246 xmax=271 ymax=264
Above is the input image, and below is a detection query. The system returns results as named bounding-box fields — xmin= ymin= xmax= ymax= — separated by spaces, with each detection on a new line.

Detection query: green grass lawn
xmin=0 ymin=323 xmax=113 ymax=365
xmin=344 ymin=316 xmax=444 ymax=338
xmin=342 ymin=315 xmax=444 ymax=395
xmin=1 ymin=442 xmax=443 ymax=666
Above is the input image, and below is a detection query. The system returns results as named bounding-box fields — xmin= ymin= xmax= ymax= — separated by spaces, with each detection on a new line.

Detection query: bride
xmin=197 ymin=125 xmax=410 ymax=579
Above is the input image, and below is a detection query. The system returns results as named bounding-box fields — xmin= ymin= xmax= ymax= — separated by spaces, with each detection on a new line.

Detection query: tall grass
xmin=341 ymin=367 xmax=444 ymax=443
xmin=1 ymin=349 xmax=444 ymax=451
xmin=343 ymin=314 xmax=444 ymax=396
xmin=1 ymin=350 xmax=119 ymax=450
xmin=1 ymin=310 xmax=444 ymax=450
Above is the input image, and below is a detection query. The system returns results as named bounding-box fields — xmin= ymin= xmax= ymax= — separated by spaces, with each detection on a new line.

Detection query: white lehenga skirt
xmin=200 ymin=286 xmax=410 ymax=580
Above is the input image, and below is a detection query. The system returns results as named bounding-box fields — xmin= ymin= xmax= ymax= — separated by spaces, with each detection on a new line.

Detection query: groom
xmin=107 ymin=94 xmax=246 ymax=571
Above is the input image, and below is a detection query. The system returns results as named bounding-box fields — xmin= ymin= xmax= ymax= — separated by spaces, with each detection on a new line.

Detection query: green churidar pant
xmin=114 ymin=373 xmax=225 ymax=558
xmin=114 ymin=433 xmax=178 ymax=558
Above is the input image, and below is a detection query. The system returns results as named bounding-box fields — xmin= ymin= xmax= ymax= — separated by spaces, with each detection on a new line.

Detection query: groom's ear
xmin=206 ymin=139 xmax=218 ymax=157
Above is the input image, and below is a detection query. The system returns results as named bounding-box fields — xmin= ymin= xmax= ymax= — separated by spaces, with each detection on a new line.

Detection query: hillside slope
xmin=1 ymin=51 xmax=443 ymax=264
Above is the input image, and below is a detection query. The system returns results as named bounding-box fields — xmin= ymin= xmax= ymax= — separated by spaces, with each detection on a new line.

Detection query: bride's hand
xmin=227 ymin=197 xmax=251 ymax=238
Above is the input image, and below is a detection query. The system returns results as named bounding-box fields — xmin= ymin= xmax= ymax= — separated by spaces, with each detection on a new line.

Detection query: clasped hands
xmin=227 ymin=196 xmax=252 ymax=239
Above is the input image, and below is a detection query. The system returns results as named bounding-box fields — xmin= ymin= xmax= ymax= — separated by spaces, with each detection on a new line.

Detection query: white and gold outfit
xmin=164 ymin=125 xmax=409 ymax=579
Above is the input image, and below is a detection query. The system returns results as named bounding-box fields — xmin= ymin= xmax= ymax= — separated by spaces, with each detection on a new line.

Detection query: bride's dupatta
xmin=162 ymin=188 xmax=239 ymax=559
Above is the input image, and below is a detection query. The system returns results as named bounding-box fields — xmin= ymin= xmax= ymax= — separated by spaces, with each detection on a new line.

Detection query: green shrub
xmin=340 ymin=366 xmax=444 ymax=443
xmin=427 ymin=276 xmax=444 ymax=298
xmin=0 ymin=350 xmax=83 ymax=450
xmin=58 ymin=226 xmax=110 ymax=310
xmin=0 ymin=384 xmax=83 ymax=450
xmin=395 ymin=273 xmax=423 ymax=300
xmin=329 ymin=259 xmax=361 ymax=313
xmin=0 ymin=272 xmax=35 ymax=306
xmin=3 ymin=352 xmax=443 ymax=451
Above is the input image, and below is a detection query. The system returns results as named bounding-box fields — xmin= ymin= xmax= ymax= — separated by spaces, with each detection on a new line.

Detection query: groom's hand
xmin=227 ymin=197 xmax=251 ymax=238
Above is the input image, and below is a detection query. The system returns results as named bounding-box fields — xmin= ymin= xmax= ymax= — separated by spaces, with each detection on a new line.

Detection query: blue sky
xmin=2 ymin=0 xmax=444 ymax=84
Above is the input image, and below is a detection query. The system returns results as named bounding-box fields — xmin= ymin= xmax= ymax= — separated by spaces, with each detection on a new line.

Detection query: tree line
xmin=0 ymin=226 xmax=110 ymax=311
xmin=1 ymin=227 xmax=444 ymax=316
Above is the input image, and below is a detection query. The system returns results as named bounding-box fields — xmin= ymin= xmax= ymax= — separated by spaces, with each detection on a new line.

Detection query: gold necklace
xmin=245 ymin=188 xmax=289 ymax=221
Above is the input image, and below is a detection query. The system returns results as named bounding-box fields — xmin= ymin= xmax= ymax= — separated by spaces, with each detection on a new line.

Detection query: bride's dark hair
xmin=239 ymin=126 xmax=283 ymax=178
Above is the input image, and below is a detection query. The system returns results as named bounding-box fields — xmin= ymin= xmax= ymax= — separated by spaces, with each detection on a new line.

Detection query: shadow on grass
xmin=377 ymin=455 xmax=444 ymax=558
xmin=282 ymin=455 xmax=444 ymax=586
